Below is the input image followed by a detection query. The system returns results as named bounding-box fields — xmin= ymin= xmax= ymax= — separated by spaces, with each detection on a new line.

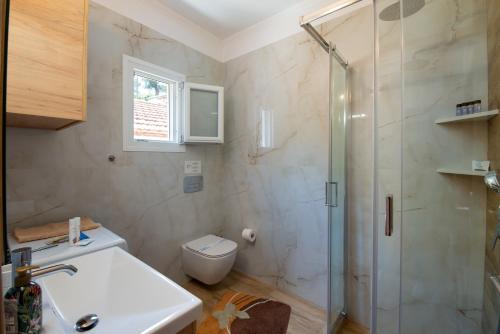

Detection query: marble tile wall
xmin=6 ymin=1 xmax=376 ymax=325
xmin=401 ymin=0 xmax=488 ymax=332
xmin=482 ymin=0 xmax=500 ymax=333
xmin=6 ymin=3 xmax=225 ymax=284
xmin=222 ymin=7 xmax=374 ymax=324
xmin=376 ymin=0 xmax=489 ymax=333
xmin=6 ymin=1 xmax=492 ymax=332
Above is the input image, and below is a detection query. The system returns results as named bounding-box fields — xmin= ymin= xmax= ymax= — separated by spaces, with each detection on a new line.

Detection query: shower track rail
xmin=299 ymin=0 xmax=367 ymax=68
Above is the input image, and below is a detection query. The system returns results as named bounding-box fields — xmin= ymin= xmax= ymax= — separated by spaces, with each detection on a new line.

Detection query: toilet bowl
xmin=181 ymin=234 xmax=237 ymax=285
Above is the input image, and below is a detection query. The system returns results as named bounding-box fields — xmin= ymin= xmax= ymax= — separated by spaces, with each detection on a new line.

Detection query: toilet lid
xmin=185 ymin=235 xmax=237 ymax=258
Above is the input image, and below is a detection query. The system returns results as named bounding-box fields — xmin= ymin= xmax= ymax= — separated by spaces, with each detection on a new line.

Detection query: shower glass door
xmin=374 ymin=0 xmax=489 ymax=333
xmin=373 ymin=0 xmax=403 ymax=332
xmin=327 ymin=46 xmax=348 ymax=333
xmin=399 ymin=0 xmax=488 ymax=333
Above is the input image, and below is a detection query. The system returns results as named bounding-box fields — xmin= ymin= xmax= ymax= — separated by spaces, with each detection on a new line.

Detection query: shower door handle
xmin=325 ymin=181 xmax=338 ymax=207
xmin=385 ymin=195 xmax=393 ymax=236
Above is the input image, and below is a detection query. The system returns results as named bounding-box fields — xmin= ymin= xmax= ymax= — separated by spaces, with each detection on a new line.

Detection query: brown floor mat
xmin=197 ymin=290 xmax=291 ymax=334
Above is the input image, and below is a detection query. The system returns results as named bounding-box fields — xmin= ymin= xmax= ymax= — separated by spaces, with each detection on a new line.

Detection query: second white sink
xmin=39 ymin=247 xmax=201 ymax=334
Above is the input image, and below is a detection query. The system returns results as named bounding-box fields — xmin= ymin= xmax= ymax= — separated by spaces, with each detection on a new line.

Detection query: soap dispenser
xmin=4 ymin=265 xmax=42 ymax=334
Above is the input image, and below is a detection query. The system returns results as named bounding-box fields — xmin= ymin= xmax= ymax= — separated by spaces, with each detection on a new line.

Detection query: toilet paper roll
xmin=242 ymin=228 xmax=256 ymax=243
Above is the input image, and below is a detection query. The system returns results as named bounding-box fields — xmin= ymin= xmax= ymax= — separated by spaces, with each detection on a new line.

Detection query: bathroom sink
xmin=38 ymin=247 xmax=202 ymax=334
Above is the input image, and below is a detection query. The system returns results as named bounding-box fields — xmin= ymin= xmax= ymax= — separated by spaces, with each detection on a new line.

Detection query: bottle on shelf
xmin=467 ymin=102 xmax=475 ymax=114
xmin=473 ymin=100 xmax=482 ymax=114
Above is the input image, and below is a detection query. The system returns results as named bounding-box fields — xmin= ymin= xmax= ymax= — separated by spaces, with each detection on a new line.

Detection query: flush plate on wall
xmin=184 ymin=161 xmax=202 ymax=175
xmin=184 ymin=176 xmax=203 ymax=193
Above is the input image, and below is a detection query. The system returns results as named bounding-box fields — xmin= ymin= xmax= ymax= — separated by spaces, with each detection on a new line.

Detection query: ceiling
xmin=158 ymin=0 xmax=305 ymax=38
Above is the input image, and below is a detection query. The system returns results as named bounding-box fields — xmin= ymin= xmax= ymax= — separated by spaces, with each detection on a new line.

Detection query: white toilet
xmin=181 ymin=234 xmax=237 ymax=285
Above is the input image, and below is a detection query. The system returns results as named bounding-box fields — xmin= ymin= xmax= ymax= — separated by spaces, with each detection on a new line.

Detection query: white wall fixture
xmin=184 ymin=161 xmax=202 ymax=175
xmin=259 ymin=108 xmax=274 ymax=149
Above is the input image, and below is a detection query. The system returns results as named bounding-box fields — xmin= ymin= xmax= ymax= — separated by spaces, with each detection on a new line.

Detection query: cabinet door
xmin=184 ymin=83 xmax=224 ymax=143
xmin=6 ymin=0 xmax=88 ymax=129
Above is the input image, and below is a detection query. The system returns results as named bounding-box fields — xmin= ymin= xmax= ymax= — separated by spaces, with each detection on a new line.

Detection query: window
xmin=123 ymin=55 xmax=186 ymax=152
xmin=123 ymin=55 xmax=224 ymax=151
xmin=184 ymin=83 xmax=224 ymax=143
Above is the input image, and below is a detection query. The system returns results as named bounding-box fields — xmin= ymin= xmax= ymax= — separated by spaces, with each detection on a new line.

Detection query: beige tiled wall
xmin=222 ymin=6 xmax=374 ymax=324
xmin=5 ymin=3 xmax=375 ymax=325
xmin=6 ymin=3 xmax=226 ymax=284
xmin=483 ymin=0 xmax=500 ymax=333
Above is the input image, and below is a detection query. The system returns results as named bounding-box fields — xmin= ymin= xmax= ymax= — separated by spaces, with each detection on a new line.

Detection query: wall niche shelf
xmin=437 ymin=168 xmax=488 ymax=177
xmin=435 ymin=109 xmax=498 ymax=125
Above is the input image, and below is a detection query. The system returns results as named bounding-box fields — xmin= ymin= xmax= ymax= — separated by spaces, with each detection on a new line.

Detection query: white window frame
xmin=183 ymin=83 xmax=224 ymax=144
xmin=122 ymin=55 xmax=186 ymax=153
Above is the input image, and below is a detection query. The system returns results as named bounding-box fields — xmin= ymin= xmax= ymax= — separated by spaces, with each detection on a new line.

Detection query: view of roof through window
xmin=133 ymin=72 xmax=171 ymax=142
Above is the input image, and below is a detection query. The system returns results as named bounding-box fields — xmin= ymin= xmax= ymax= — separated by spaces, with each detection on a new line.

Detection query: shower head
xmin=485 ymin=170 xmax=500 ymax=194
xmin=379 ymin=0 xmax=425 ymax=21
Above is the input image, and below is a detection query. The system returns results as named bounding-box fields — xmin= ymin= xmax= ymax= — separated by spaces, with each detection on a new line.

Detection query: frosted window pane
xmin=190 ymin=89 xmax=218 ymax=137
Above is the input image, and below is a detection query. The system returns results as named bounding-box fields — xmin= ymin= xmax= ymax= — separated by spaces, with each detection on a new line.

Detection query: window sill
xmin=123 ymin=142 xmax=186 ymax=153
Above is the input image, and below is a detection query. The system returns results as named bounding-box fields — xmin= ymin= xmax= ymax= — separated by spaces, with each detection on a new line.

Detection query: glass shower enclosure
xmin=374 ymin=0 xmax=490 ymax=333
xmin=303 ymin=0 xmax=491 ymax=332
xmin=301 ymin=4 xmax=352 ymax=332
xmin=328 ymin=45 xmax=348 ymax=332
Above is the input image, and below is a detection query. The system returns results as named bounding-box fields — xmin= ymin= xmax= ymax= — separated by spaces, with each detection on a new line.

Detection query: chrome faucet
xmin=11 ymin=247 xmax=78 ymax=283
xmin=31 ymin=264 xmax=78 ymax=278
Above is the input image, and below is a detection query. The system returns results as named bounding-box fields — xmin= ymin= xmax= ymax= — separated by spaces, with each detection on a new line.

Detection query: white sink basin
xmin=38 ymin=247 xmax=201 ymax=334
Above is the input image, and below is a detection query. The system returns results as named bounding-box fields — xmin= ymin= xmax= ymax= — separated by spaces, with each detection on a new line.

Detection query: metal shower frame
xmin=299 ymin=0 xmax=367 ymax=333
xmin=300 ymin=0 xmax=367 ymax=67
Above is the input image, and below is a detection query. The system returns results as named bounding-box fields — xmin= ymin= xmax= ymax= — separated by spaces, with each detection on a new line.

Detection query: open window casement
xmin=182 ymin=83 xmax=224 ymax=144
xmin=123 ymin=55 xmax=224 ymax=151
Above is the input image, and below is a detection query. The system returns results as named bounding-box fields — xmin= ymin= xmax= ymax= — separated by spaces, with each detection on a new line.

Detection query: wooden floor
xmin=339 ymin=320 xmax=369 ymax=334
xmin=183 ymin=271 xmax=369 ymax=334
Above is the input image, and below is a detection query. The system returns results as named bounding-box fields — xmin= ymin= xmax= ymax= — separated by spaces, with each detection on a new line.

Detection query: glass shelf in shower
xmin=435 ymin=109 xmax=498 ymax=125
xmin=437 ymin=168 xmax=488 ymax=176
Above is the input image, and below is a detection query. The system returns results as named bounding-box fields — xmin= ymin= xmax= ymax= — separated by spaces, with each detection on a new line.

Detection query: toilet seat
xmin=181 ymin=234 xmax=238 ymax=285
xmin=185 ymin=234 xmax=237 ymax=258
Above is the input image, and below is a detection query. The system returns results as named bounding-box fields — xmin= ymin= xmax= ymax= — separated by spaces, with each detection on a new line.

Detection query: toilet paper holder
xmin=242 ymin=229 xmax=256 ymax=242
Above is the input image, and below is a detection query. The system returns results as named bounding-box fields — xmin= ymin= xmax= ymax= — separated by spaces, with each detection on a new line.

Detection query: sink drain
xmin=75 ymin=314 xmax=99 ymax=332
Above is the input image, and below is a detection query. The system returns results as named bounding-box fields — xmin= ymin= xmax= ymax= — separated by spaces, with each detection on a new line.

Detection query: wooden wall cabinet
xmin=6 ymin=0 xmax=88 ymax=130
